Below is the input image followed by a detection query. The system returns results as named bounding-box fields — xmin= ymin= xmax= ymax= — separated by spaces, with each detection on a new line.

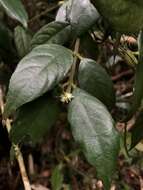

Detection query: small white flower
xmin=60 ymin=92 xmax=74 ymax=103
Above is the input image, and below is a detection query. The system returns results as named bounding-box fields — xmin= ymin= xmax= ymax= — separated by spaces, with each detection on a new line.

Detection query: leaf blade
xmin=78 ymin=58 xmax=115 ymax=110
xmin=0 ymin=0 xmax=28 ymax=27
xmin=14 ymin=26 xmax=32 ymax=58
xmin=68 ymin=88 xmax=120 ymax=189
xmin=130 ymin=110 xmax=143 ymax=149
xmin=10 ymin=95 xmax=60 ymax=144
xmin=51 ymin=164 xmax=63 ymax=190
xmin=31 ymin=21 xmax=71 ymax=48
xmin=125 ymin=30 xmax=143 ymax=121
xmin=56 ymin=0 xmax=100 ymax=36
xmin=5 ymin=44 xmax=73 ymax=116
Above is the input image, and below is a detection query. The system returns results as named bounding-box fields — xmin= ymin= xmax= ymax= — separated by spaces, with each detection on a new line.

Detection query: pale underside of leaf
xmin=56 ymin=0 xmax=100 ymax=36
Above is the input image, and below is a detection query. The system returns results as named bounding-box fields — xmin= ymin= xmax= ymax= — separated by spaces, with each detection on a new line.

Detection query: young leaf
xmin=68 ymin=88 xmax=120 ymax=189
xmin=125 ymin=31 xmax=143 ymax=121
xmin=56 ymin=0 xmax=100 ymax=36
xmin=51 ymin=164 xmax=63 ymax=190
xmin=78 ymin=58 xmax=115 ymax=110
xmin=10 ymin=95 xmax=60 ymax=144
xmin=31 ymin=21 xmax=71 ymax=48
xmin=0 ymin=0 xmax=28 ymax=28
xmin=14 ymin=26 xmax=32 ymax=58
xmin=4 ymin=44 xmax=73 ymax=116
xmin=130 ymin=110 xmax=143 ymax=149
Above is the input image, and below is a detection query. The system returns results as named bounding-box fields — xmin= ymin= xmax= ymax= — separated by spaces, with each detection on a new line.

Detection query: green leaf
xmin=0 ymin=21 xmax=13 ymax=52
xmin=56 ymin=0 xmax=99 ymax=36
xmin=0 ymin=0 xmax=28 ymax=28
xmin=91 ymin=0 xmax=143 ymax=33
xmin=14 ymin=26 xmax=32 ymax=58
xmin=68 ymin=89 xmax=119 ymax=189
xmin=125 ymin=31 xmax=143 ymax=121
xmin=78 ymin=58 xmax=115 ymax=110
xmin=0 ymin=21 xmax=16 ymax=64
xmin=68 ymin=88 xmax=120 ymax=189
xmin=31 ymin=21 xmax=71 ymax=48
xmin=80 ymin=33 xmax=99 ymax=59
xmin=130 ymin=110 xmax=143 ymax=149
xmin=51 ymin=164 xmax=63 ymax=190
xmin=10 ymin=94 xmax=60 ymax=144
xmin=4 ymin=44 xmax=73 ymax=116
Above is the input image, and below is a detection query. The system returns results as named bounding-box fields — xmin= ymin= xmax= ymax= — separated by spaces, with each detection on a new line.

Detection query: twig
xmin=71 ymin=176 xmax=79 ymax=190
xmin=124 ymin=123 xmax=131 ymax=157
xmin=28 ymin=3 xmax=60 ymax=24
xmin=66 ymin=38 xmax=80 ymax=93
xmin=0 ymin=87 xmax=31 ymax=190
xmin=28 ymin=154 xmax=35 ymax=176
xmin=139 ymin=176 xmax=143 ymax=190
xmin=14 ymin=144 xmax=31 ymax=190
xmin=112 ymin=69 xmax=133 ymax=81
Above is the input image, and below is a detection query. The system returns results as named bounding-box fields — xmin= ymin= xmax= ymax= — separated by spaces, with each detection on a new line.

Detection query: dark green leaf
xmin=10 ymin=95 xmax=60 ymax=144
xmin=31 ymin=21 xmax=71 ymax=48
xmin=4 ymin=44 xmax=73 ymax=116
xmin=78 ymin=58 xmax=115 ymax=110
xmin=0 ymin=21 xmax=13 ymax=52
xmin=0 ymin=0 xmax=28 ymax=27
xmin=0 ymin=22 xmax=16 ymax=65
xmin=91 ymin=0 xmax=143 ymax=33
xmin=56 ymin=0 xmax=99 ymax=36
xmin=80 ymin=33 xmax=99 ymax=59
xmin=68 ymin=88 xmax=120 ymax=189
xmin=51 ymin=164 xmax=63 ymax=190
xmin=130 ymin=110 xmax=143 ymax=149
xmin=14 ymin=26 xmax=32 ymax=58
xmin=125 ymin=31 xmax=143 ymax=121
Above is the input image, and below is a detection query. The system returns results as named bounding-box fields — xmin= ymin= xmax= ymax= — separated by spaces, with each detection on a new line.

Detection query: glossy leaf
xmin=78 ymin=58 xmax=115 ymax=109
xmin=10 ymin=95 xmax=60 ymax=144
xmin=68 ymin=88 xmax=120 ymax=189
xmin=0 ymin=0 xmax=28 ymax=27
xmin=51 ymin=164 xmax=63 ymax=190
xmin=31 ymin=21 xmax=71 ymax=48
xmin=4 ymin=44 xmax=73 ymax=116
xmin=56 ymin=0 xmax=100 ymax=36
xmin=14 ymin=26 xmax=32 ymax=58
xmin=130 ymin=110 xmax=143 ymax=149
xmin=125 ymin=31 xmax=143 ymax=121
